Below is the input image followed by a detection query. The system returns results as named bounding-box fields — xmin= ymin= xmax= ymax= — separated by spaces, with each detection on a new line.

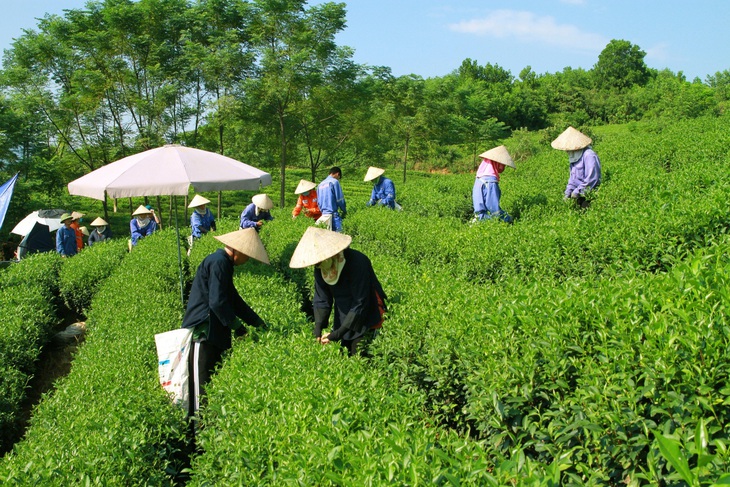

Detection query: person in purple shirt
xmin=129 ymin=205 xmax=159 ymax=249
xmin=189 ymin=194 xmax=216 ymax=239
xmin=239 ymin=194 xmax=274 ymax=232
xmin=317 ymin=166 xmax=347 ymax=232
xmin=552 ymin=126 xmax=602 ymax=209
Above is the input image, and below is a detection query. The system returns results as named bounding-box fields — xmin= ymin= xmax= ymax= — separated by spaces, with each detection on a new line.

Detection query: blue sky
xmin=2 ymin=0 xmax=728 ymax=81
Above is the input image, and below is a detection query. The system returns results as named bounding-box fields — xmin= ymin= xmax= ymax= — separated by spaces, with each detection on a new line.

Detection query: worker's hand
xmin=256 ymin=220 xmax=263 ymax=227
xmin=320 ymin=332 xmax=330 ymax=344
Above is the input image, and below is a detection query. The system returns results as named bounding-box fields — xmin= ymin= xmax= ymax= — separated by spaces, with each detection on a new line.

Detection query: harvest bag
xmin=154 ymin=328 xmax=192 ymax=411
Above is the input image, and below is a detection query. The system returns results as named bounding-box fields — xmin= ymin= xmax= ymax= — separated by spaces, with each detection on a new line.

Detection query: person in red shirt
xmin=292 ymin=179 xmax=322 ymax=220
xmin=69 ymin=211 xmax=85 ymax=251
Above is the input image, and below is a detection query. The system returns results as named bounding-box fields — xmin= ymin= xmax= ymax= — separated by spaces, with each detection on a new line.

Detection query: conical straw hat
xmin=90 ymin=217 xmax=108 ymax=226
xmin=289 ymin=226 xmax=352 ymax=268
xmin=188 ymin=194 xmax=211 ymax=208
xmin=71 ymin=211 xmax=85 ymax=220
xmin=551 ymin=126 xmax=592 ymax=150
xmin=132 ymin=205 xmax=152 ymax=216
xmin=364 ymin=166 xmax=385 ymax=182
xmin=294 ymin=179 xmax=317 ymax=195
xmin=80 ymin=226 xmax=89 ymax=236
xmin=477 ymin=145 xmax=515 ymax=168
xmin=214 ymin=228 xmax=270 ymax=264
xmin=252 ymin=194 xmax=274 ymax=210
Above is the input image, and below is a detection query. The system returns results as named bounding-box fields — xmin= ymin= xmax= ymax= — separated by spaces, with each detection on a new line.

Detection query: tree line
xmin=0 ymin=0 xmax=728 ymax=208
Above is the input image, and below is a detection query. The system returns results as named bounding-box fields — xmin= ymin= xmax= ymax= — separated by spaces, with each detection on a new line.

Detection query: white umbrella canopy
xmin=11 ymin=209 xmax=67 ymax=236
xmin=67 ymin=144 xmax=272 ymax=200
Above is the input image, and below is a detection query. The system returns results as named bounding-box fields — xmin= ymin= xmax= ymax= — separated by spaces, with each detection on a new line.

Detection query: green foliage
xmin=593 ymin=39 xmax=651 ymax=90
xmin=58 ymin=238 xmax=129 ymax=315
xmin=4 ymin=115 xmax=730 ymax=484
xmin=0 ymin=230 xmax=187 ymax=484
xmin=0 ymin=252 xmax=61 ymax=452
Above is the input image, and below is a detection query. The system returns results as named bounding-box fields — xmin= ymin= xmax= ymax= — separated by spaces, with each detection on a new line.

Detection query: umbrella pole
xmin=174 ymin=195 xmax=185 ymax=307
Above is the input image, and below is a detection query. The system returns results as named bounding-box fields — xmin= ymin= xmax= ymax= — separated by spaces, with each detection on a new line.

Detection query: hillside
xmin=1 ymin=115 xmax=729 ymax=485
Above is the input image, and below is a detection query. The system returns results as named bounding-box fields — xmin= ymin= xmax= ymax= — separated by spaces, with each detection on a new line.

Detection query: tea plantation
xmin=1 ymin=115 xmax=729 ymax=485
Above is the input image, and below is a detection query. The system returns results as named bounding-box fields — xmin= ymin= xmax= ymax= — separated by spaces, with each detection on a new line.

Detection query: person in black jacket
xmin=289 ymin=226 xmax=386 ymax=356
xmin=182 ymin=228 xmax=269 ymax=417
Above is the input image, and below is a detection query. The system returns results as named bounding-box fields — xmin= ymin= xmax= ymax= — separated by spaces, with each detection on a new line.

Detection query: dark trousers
xmin=575 ymin=195 xmax=591 ymax=209
xmin=341 ymin=329 xmax=379 ymax=357
xmin=188 ymin=340 xmax=224 ymax=417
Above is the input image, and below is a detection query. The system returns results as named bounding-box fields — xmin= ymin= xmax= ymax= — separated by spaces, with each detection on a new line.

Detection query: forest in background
xmin=0 ymin=0 xmax=729 ymax=236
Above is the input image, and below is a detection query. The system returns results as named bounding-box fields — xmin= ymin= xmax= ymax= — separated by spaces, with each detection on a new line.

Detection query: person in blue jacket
xmin=239 ymin=194 xmax=274 ymax=232
xmin=129 ymin=205 xmax=159 ymax=249
xmin=56 ymin=213 xmax=78 ymax=257
xmin=551 ymin=126 xmax=602 ymax=209
xmin=364 ymin=166 xmax=397 ymax=209
xmin=317 ymin=167 xmax=347 ymax=232
xmin=189 ymin=194 xmax=216 ymax=239
xmin=181 ymin=228 xmax=269 ymax=417
xmin=472 ymin=145 xmax=515 ymax=223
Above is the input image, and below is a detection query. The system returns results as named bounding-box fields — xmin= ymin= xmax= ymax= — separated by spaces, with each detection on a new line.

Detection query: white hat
xmin=294 ymin=179 xmax=317 ymax=195
xmin=551 ymin=126 xmax=592 ymax=151
xmin=252 ymin=194 xmax=274 ymax=210
xmin=90 ymin=217 xmax=108 ymax=226
xmin=364 ymin=166 xmax=385 ymax=182
xmin=132 ymin=205 xmax=152 ymax=216
xmin=478 ymin=145 xmax=515 ymax=169
xmin=214 ymin=228 xmax=270 ymax=264
xmin=188 ymin=194 xmax=211 ymax=208
xmin=289 ymin=226 xmax=352 ymax=268
xmin=71 ymin=211 xmax=84 ymax=220
xmin=80 ymin=226 xmax=89 ymax=236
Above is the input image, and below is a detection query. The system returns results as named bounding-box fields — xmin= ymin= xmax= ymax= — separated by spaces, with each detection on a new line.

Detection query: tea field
xmin=1 ymin=115 xmax=730 ymax=485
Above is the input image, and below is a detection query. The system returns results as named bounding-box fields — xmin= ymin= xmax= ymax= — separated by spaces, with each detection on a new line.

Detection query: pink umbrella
xmin=68 ymin=144 xmax=271 ymax=199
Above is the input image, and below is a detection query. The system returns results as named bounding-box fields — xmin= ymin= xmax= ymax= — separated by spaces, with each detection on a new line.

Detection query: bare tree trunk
xmin=402 ymin=134 xmax=410 ymax=184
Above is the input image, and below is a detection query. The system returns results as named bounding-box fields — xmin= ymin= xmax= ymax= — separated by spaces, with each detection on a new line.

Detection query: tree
xmin=368 ymin=71 xmax=427 ymax=183
xmin=593 ymin=39 xmax=650 ymax=91
xmin=245 ymin=0 xmax=348 ymax=207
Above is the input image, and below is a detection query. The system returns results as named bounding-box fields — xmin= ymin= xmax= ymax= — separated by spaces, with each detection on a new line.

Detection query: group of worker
xmin=473 ymin=126 xmax=602 ymax=222
xmin=180 ymin=164 xmax=397 ymax=419
xmin=55 ymin=211 xmax=113 ymax=257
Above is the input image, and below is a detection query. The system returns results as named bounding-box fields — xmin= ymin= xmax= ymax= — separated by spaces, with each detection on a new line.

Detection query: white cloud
xmin=644 ymin=42 xmax=669 ymax=62
xmin=448 ymin=10 xmax=607 ymax=52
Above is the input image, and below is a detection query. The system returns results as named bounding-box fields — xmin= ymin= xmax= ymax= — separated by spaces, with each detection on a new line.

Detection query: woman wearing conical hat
xmin=472 ymin=145 xmax=515 ymax=224
xmin=240 ymin=194 xmax=274 ymax=232
xmin=181 ymin=228 xmax=269 ymax=417
xmin=289 ymin=227 xmax=387 ymax=356
xmin=364 ymin=167 xmax=397 ymax=209
xmin=188 ymin=194 xmax=217 ymax=239
xmin=87 ymin=217 xmax=112 ymax=246
xmin=551 ymin=126 xmax=602 ymax=209
xmin=129 ymin=205 xmax=159 ymax=248
xmin=291 ymin=180 xmax=322 ymax=220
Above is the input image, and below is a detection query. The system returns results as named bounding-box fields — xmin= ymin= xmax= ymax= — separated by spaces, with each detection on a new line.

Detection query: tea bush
xmin=0 ymin=252 xmax=62 ymax=453
xmin=0 ymin=231 xmax=188 ymax=485
xmin=58 ymin=238 xmax=129 ymax=315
